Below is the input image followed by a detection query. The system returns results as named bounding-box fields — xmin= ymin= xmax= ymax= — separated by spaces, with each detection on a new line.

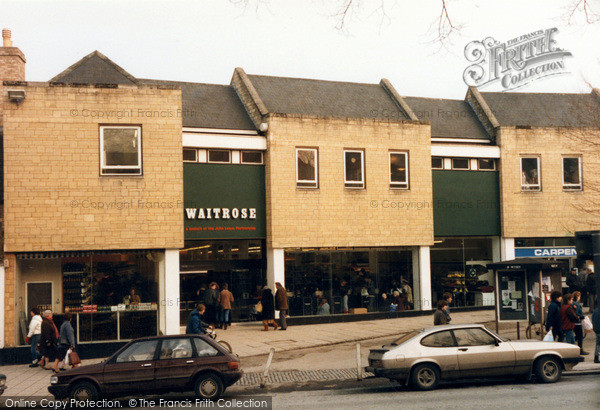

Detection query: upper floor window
xmin=521 ymin=156 xmax=541 ymax=191
xmin=478 ymin=158 xmax=496 ymax=170
xmin=563 ymin=157 xmax=582 ymax=190
xmin=100 ymin=126 xmax=142 ymax=176
xmin=432 ymin=157 xmax=444 ymax=169
xmin=208 ymin=149 xmax=231 ymax=163
xmin=296 ymin=148 xmax=318 ymax=188
xmin=389 ymin=151 xmax=409 ymax=189
xmin=241 ymin=151 xmax=263 ymax=164
xmin=451 ymin=158 xmax=470 ymax=170
xmin=344 ymin=149 xmax=365 ymax=189
xmin=183 ymin=148 xmax=197 ymax=162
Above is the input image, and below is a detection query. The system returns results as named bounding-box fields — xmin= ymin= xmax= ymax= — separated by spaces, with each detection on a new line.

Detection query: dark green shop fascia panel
xmin=432 ymin=170 xmax=501 ymax=237
xmin=184 ymin=163 xmax=266 ymax=239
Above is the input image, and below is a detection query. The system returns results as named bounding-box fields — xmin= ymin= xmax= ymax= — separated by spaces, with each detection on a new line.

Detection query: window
xmin=478 ymin=158 xmax=496 ymax=170
xmin=344 ymin=149 xmax=365 ymax=189
xmin=100 ymin=126 xmax=142 ymax=175
xmin=453 ymin=328 xmax=497 ymax=346
xmin=296 ymin=148 xmax=318 ymax=188
xmin=183 ymin=148 xmax=197 ymax=162
xmin=432 ymin=157 xmax=444 ymax=169
xmin=193 ymin=338 xmax=219 ymax=357
xmin=389 ymin=152 xmax=409 ymax=189
xmin=208 ymin=149 xmax=231 ymax=163
xmin=521 ymin=156 xmax=541 ymax=191
xmin=562 ymin=157 xmax=582 ymax=190
xmin=115 ymin=340 xmax=158 ymax=363
xmin=451 ymin=158 xmax=470 ymax=170
xmin=159 ymin=338 xmax=193 ymax=359
xmin=241 ymin=151 xmax=263 ymax=164
xmin=421 ymin=331 xmax=455 ymax=348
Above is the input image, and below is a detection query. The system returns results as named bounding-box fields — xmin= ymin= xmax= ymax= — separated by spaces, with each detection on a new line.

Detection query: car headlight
xmin=50 ymin=376 xmax=58 ymax=385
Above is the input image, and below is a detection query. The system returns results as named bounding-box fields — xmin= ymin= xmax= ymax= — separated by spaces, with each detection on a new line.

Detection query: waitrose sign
xmin=184 ymin=163 xmax=266 ymax=239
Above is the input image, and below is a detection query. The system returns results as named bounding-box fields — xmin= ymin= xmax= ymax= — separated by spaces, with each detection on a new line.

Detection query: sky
xmin=2 ymin=0 xmax=600 ymax=99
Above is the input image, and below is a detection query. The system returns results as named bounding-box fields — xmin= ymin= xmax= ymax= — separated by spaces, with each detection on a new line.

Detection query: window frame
xmin=192 ymin=337 xmax=221 ymax=357
xmin=452 ymin=327 xmax=498 ymax=347
xmin=420 ymin=330 xmax=457 ymax=348
xmin=344 ymin=149 xmax=365 ymax=189
xmin=451 ymin=157 xmax=470 ymax=170
xmin=431 ymin=157 xmax=444 ymax=170
xmin=183 ymin=148 xmax=198 ymax=163
xmin=296 ymin=147 xmax=319 ymax=189
xmin=158 ymin=337 xmax=194 ymax=360
xmin=477 ymin=158 xmax=496 ymax=171
xmin=561 ymin=156 xmax=582 ymax=191
xmin=389 ymin=151 xmax=409 ymax=190
xmin=112 ymin=339 xmax=159 ymax=363
xmin=99 ymin=125 xmax=143 ymax=176
xmin=241 ymin=150 xmax=264 ymax=165
xmin=207 ymin=149 xmax=231 ymax=164
xmin=520 ymin=156 xmax=541 ymax=191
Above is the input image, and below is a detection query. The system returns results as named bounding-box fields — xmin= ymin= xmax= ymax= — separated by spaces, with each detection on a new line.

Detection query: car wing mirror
xmin=493 ymin=339 xmax=500 ymax=346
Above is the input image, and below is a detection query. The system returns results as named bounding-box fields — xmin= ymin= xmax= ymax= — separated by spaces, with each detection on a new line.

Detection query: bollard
xmin=260 ymin=347 xmax=275 ymax=388
xmin=356 ymin=342 xmax=362 ymax=381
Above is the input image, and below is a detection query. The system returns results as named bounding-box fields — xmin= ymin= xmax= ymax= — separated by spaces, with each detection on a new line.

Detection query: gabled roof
xmin=50 ymin=51 xmax=138 ymax=85
xmin=139 ymin=79 xmax=256 ymax=130
xmin=403 ymin=97 xmax=490 ymax=140
xmin=480 ymin=92 xmax=600 ymax=128
xmin=245 ymin=74 xmax=409 ymax=120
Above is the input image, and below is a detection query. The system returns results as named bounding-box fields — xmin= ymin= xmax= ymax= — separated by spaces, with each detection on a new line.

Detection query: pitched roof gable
xmin=50 ymin=51 xmax=138 ymax=85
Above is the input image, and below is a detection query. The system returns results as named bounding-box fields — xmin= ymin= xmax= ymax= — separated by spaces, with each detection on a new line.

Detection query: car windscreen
xmin=485 ymin=328 xmax=510 ymax=342
xmin=391 ymin=330 xmax=421 ymax=346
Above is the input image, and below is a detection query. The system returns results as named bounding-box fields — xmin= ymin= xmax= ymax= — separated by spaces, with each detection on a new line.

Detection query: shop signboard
xmin=495 ymin=270 xmax=528 ymax=322
xmin=184 ymin=163 xmax=266 ymax=239
xmin=514 ymin=247 xmax=576 ymax=258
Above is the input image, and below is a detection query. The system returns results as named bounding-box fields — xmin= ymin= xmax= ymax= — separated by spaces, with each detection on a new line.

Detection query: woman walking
xmin=559 ymin=293 xmax=578 ymax=345
xmin=39 ymin=310 xmax=60 ymax=373
xmin=26 ymin=307 xmax=43 ymax=367
xmin=57 ymin=313 xmax=78 ymax=369
xmin=260 ymin=288 xmax=278 ymax=331
xmin=219 ymin=283 xmax=234 ymax=330
xmin=572 ymin=291 xmax=589 ymax=355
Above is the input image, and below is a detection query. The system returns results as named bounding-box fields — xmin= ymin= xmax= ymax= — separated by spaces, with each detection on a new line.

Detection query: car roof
xmin=421 ymin=323 xmax=487 ymax=334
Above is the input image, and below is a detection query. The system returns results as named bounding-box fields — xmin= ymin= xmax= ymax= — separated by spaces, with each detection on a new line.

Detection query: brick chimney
xmin=0 ymin=29 xmax=26 ymax=127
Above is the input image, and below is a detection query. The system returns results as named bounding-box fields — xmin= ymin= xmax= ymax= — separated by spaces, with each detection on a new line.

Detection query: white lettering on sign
xmin=533 ymin=248 xmax=577 ymax=257
xmin=185 ymin=208 xmax=257 ymax=220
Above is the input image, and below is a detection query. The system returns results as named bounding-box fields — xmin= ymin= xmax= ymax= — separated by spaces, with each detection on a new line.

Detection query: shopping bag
xmin=68 ymin=350 xmax=82 ymax=367
xmin=542 ymin=330 xmax=554 ymax=342
xmin=255 ymin=301 xmax=263 ymax=313
xmin=582 ymin=316 xmax=593 ymax=333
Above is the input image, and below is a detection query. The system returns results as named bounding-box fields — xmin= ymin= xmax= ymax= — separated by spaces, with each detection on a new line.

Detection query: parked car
xmin=48 ymin=334 xmax=242 ymax=400
xmin=0 ymin=374 xmax=6 ymax=395
xmin=366 ymin=324 xmax=583 ymax=390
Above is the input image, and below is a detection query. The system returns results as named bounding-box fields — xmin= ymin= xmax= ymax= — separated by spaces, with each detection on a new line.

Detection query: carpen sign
xmin=463 ymin=28 xmax=572 ymax=91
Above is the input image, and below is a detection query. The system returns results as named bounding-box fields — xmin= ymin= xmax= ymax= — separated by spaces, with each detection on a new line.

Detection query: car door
xmin=418 ymin=330 xmax=460 ymax=379
xmin=103 ymin=339 xmax=159 ymax=396
xmin=453 ymin=328 xmax=516 ymax=378
xmin=154 ymin=337 xmax=197 ymax=391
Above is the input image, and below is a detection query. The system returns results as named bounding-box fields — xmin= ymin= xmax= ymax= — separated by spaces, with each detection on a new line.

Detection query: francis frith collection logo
xmin=463 ymin=28 xmax=572 ymax=91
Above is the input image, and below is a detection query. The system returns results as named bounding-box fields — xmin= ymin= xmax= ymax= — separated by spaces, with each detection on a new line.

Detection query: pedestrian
xmin=578 ymin=268 xmax=589 ymax=306
xmin=572 ymin=291 xmax=590 ymax=355
xmin=25 ymin=307 xmax=43 ymax=368
xmin=340 ymin=280 xmax=350 ymax=313
xmin=401 ymin=278 xmax=413 ymax=310
xmin=275 ymin=282 xmax=288 ymax=330
xmin=592 ymin=305 xmax=600 ymax=363
xmin=205 ymin=282 xmax=220 ymax=326
xmin=219 ymin=283 xmax=234 ymax=330
xmin=546 ymin=291 xmax=564 ymax=342
xmin=434 ymin=300 xmax=448 ymax=325
xmin=559 ymin=293 xmax=578 ymax=345
xmin=380 ymin=293 xmax=391 ymax=312
xmin=196 ymin=283 xmax=207 ymax=304
xmin=39 ymin=310 xmax=60 ymax=373
xmin=57 ymin=313 xmax=78 ymax=369
xmin=442 ymin=292 xmax=453 ymax=323
xmin=186 ymin=303 xmax=211 ymax=334
xmin=586 ymin=271 xmax=596 ymax=313
xmin=317 ymin=298 xmax=330 ymax=315
xmin=566 ymin=268 xmax=580 ymax=293
xmin=260 ymin=288 xmax=278 ymax=331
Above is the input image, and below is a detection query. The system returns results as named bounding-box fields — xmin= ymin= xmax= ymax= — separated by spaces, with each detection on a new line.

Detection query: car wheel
xmin=535 ymin=356 xmax=562 ymax=383
xmin=410 ymin=364 xmax=440 ymax=391
xmin=70 ymin=381 xmax=99 ymax=400
xmin=194 ymin=373 xmax=224 ymax=399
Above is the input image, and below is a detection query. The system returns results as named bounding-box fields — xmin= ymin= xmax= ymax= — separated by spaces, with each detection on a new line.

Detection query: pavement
xmin=1 ymin=309 xmax=598 ymax=399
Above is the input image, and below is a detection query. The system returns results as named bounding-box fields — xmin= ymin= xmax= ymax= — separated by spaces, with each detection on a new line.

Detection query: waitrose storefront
xmin=181 ymin=158 xmax=266 ymax=322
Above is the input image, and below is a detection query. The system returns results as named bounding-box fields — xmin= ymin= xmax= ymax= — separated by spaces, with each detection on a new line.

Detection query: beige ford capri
xmin=366 ymin=324 xmax=583 ymax=391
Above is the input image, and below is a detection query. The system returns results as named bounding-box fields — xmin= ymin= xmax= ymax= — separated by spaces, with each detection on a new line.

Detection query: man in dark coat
xmin=545 ymin=291 xmax=563 ymax=342
xmin=186 ymin=304 xmax=210 ymax=334
xmin=592 ymin=305 xmax=600 ymax=363
xmin=566 ymin=268 xmax=580 ymax=293
xmin=275 ymin=282 xmax=288 ymax=330
xmin=586 ymin=271 xmax=596 ymax=313
xmin=260 ymin=288 xmax=277 ymax=331
xmin=433 ymin=300 xmax=448 ymax=325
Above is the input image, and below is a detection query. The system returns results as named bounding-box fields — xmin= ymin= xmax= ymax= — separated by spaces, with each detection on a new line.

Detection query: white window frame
xmin=520 ymin=156 xmax=541 ymax=191
xmin=100 ymin=125 xmax=142 ymax=176
xmin=183 ymin=148 xmax=198 ymax=163
xmin=296 ymin=148 xmax=318 ymax=188
xmin=562 ymin=156 xmax=582 ymax=191
xmin=241 ymin=150 xmax=264 ymax=165
xmin=207 ymin=149 xmax=231 ymax=164
xmin=389 ymin=151 xmax=409 ymax=189
xmin=432 ymin=156 xmax=444 ymax=170
xmin=477 ymin=158 xmax=496 ymax=171
xmin=344 ymin=149 xmax=365 ymax=189
xmin=451 ymin=157 xmax=470 ymax=170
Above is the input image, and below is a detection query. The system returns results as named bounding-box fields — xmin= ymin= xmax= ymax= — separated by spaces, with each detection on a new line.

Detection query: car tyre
xmin=194 ymin=373 xmax=224 ymax=399
xmin=69 ymin=381 xmax=99 ymax=400
xmin=534 ymin=356 xmax=562 ymax=383
xmin=410 ymin=364 xmax=440 ymax=391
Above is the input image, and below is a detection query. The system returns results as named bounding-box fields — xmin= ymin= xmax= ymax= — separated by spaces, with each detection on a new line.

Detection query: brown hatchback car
xmin=48 ymin=335 xmax=242 ymax=400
